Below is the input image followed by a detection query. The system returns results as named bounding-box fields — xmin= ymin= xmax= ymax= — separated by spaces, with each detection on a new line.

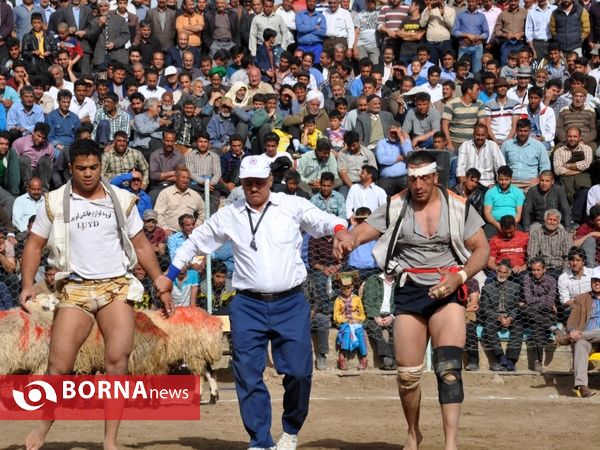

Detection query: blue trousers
xmin=298 ymin=43 xmax=323 ymax=64
xmin=230 ymin=291 xmax=313 ymax=448
xmin=500 ymin=40 xmax=525 ymax=66
xmin=458 ymin=44 xmax=483 ymax=74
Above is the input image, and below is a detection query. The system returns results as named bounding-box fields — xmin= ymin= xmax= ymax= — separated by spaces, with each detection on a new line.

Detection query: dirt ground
xmin=1 ymin=369 xmax=599 ymax=450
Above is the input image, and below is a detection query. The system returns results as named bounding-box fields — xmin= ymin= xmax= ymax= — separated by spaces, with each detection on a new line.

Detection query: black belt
xmin=238 ymin=285 xmax=302 ymax=302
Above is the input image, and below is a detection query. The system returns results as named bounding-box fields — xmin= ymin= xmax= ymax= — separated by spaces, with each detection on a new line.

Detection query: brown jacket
xmin=567 ymin=292 xmax=594 ymax=332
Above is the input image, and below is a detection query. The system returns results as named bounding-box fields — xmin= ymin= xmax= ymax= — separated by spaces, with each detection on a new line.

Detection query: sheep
xmin=0 ymin=305 xmax=224 ymax=403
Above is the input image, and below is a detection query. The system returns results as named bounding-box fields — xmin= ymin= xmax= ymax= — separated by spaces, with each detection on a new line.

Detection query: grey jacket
xmin=355 ymin=110 xmax=394 ymax=147
xmin=87 ymin=14 xmax=131 ymax=67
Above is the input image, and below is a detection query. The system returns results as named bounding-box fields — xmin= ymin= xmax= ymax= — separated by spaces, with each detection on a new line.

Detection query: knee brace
xmin=396 ymin=365 xmax=424 ymax=393
xmin=433 ymin=346 xmax=464 ymax=405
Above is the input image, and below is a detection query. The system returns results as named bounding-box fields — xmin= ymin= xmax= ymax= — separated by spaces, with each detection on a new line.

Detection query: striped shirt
xmin=485 ymin=97 xmax=519 ymax=141
xmin=527 ymin=225 xmax=572 ymax=271
xmin=377 ymin=4 xmax=410 ymax=32
xmin=585 ymin=296 xmax=600 ymax=332
xmin=101 ymin=147 xmax=150 ymax=187
xmin=442 ymin=97 xmax=486 ymax=147
xmin=185 ymin=150 xmax=222 ymax=186
xmin=93 ymin=108 xmax=130 ymax=142
xmin=553 ymin=143 xmax=594 ymax=176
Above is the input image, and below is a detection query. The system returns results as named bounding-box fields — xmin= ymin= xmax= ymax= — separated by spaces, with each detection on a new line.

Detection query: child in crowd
xmin=500 ymin=51 xmax=519 ymax=86
xmin=172 ymin=265 xmax=199 ymax=308
xmin=333 ymin=277 xmax=368 ymax=371
xmin=410 ymin=59 xmax=427 ymax=86
xmin=297 ymin=114 xmax=324 ymax=154
xmin=56 ymin=22 xmax=83 ymax=68
xmin=432 ymin=131 xmax=457 ymax=187
xmin=22 ymin=12 xmax=57 ymax=76
xmin=132 ymin=264 xmax=156 ymax=310
xmin=325 ymin=110 xmax=345 ymax=154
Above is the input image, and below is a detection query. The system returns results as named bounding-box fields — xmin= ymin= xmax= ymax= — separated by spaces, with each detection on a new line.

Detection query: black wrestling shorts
xmin=394 ymin=280 xmax=463 ymax=318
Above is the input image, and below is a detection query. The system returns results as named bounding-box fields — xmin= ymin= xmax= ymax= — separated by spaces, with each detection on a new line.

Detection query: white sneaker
xmin=276 ymin=432 xmax=298 ymax=450
xmin=248 ymin=447 xmax=276 ymax=450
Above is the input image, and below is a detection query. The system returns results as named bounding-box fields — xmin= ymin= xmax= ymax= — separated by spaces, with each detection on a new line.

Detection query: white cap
xmin=592 ymin=267 xmax=600 ymax=279
xmin=239 ymin=155 xmax=271 ymax=179
xmin=164 ymin=66 xmax=178 ymax=76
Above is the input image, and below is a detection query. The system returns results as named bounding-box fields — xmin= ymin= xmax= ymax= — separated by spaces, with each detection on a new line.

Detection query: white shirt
xmin=323 ymin=7 xmax=355 ymax=48
xmin=586 ymin=184 xmax=600 ymax=214
xmin=507 ymin=85 xmax=530 ymax=105
xmin=47 ymin=82 xmax=75 ymax=106
xmin=456 ymin=139 xmax=506 ymax=186
xmin=172 ymin=192 xmax=345 ymax=293
xmin=380 ymin=273 xmax=394 ymax=315
xmin=422 ymin=82 xmax=443 ymax=103
xmin=69 ymin=96 xmax=97 ymax=122
xmin=31 ymin=191 xmax=143 ymax=279
xmin=479 ymin=5 xmax=502 ymax=42
xmin=525 ymin=4 xmax=556 ymax=42
xmin=345 ymin=182 xmax=387 ymax=220
xmin=109 ymin=0 xmax=136 ymax=14
xmin=281 ymin=73 xmax=318 ymax=91
xmin=276 ymin=5 xmax=296 ymax=43
xmin=557 ymin=267 xmax=593 ymax=305
xmin=138 ymin=85 xmax=167 ymax=100
xmin=12 ymin=193 xmax=45 ymax=232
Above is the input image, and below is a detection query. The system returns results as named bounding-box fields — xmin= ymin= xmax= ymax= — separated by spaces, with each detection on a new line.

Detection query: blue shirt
xmin=484 ymin=184 xmax=526 ymax=222
xmin=501 ymin=137 xmax=551 ymax=182
xmin=350 ymin=76 xmax=365 ymax=97
xmin=349 ymin=241 xmax=377 ymax=269
xmin=586 ymin=295 xmax=600 ymax=332
xmin=0 ymin=86 xmax=21 ymax=105
xmin=7 ymin=103 xmax=44 ymax=134
xmin=478 ymin=91 xmax=496 ymax=104
xmin=296 ymin=9 xmax=327 ymax=46
xmin=168 ymin=231 xmax=188 ymax=261
xmin=45 ymin=109 xmax=81 ymax=147
xmin=375 ymin=138 xmax=412 ymax=178
xmin=452 ymin=9 xmax=489 ymax=42
xmin=110 ymin=172 xmax=153 ymax=218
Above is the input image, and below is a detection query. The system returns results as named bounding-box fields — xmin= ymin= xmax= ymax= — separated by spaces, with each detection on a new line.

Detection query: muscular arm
xmin=462 ymin=228 xmax=490 ymax=280
xmin=19 ymin=232 xmax=48 ymax=309
xmin=333 ymin=221 xmax=382 ymax=260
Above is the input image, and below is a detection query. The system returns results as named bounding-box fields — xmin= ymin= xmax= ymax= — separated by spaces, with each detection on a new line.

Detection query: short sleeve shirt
xmin=32 ymin=190 xmax=143 ymax=279
xmin=484 ymin=184 xmax=526 ymax=222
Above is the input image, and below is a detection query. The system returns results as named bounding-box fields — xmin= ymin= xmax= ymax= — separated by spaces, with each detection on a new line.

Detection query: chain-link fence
xmin=302 ymin=231 xmax=576 ymax=373
xmin=0 ymin=217 xmax=580 ymax=375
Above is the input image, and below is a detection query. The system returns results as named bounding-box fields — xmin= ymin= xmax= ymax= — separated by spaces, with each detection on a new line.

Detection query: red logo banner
xmin=0 ymin=375 xmax=200 ymax=420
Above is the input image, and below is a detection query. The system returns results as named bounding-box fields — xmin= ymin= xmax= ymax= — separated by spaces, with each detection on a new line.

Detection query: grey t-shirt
xmin=367 ymin=188 xmax=485 ymax=285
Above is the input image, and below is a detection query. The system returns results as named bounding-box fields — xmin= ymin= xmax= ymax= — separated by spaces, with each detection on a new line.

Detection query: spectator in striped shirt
xmin=484 ymin=77 xmax=519 ymax=145
xmin=441 ymin=78 xmax=486 ymax=152
xmin=377 ymin=0 xmax=410 ymax=60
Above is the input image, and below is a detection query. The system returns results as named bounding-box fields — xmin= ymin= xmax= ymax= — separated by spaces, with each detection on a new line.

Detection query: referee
xmin=169 ymin=155 xmax=349 ymax=450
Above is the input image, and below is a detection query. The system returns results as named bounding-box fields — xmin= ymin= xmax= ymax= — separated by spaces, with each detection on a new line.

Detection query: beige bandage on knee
xmin=397 ymin=365 xmax=424 ymax=392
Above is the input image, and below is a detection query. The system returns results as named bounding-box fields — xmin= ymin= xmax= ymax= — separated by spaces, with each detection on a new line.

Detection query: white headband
xmin=407 ymin=162 xmax=437 ymax=177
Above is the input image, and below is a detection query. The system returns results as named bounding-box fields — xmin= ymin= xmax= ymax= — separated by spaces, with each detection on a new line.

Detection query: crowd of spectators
xmin=2 ymin=0 xmax=600 ymax=374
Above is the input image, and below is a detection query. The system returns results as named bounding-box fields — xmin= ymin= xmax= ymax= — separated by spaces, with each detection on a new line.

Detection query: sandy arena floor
xmin=1 ymin=369 xmax=598 ymax=450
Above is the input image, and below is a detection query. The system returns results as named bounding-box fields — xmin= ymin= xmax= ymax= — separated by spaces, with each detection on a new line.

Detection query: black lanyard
xmin=246 ymin=202 xmax=271 ymax=251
